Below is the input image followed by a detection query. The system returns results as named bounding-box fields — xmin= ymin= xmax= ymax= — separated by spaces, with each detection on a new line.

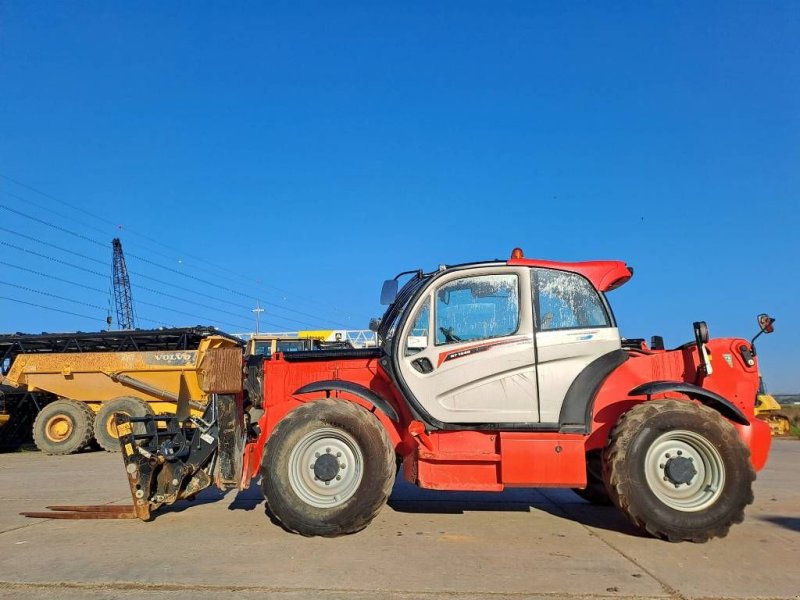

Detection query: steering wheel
xmin=439 ymin=326 xmax=463 ymax=343
xmin=540 ymin=312 xmax=553 ymax=330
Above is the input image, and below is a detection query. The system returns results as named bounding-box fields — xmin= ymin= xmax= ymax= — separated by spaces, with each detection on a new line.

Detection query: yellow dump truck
xmin=0 ymin=327 xmax=243 ymax=454
xmin=755 ymin=376 xmax=790 ymax=436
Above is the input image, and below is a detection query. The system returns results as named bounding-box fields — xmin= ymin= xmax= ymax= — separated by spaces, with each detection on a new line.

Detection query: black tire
xmin=93 ymin=397 xmax=154 ymax=452
xmin=572 ymin=450 xmax=612 ymax=505
xmin=604 ymin=399 xmax=755 ymax=542
xmin=261 ymin=399 xmax=395 ymax=537
xmin=32 ymin=399 xmax=95 ymax=455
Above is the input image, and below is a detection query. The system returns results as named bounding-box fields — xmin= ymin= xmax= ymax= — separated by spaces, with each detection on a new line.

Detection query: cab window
xmin=533 ymin=268 xmax=610 ymax=330
xmin=276 ymin=340 xmax=310 ymax=353
xmin=252 ymin=341 xmax=273 ymax=357
xmin=405 ymin=297 xmax=430 ymax=356
xmin=435 ymin=274 xmax=519 ymax=345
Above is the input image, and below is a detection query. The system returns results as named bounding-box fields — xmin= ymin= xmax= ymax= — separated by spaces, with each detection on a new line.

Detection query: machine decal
xmin=437 ymin=336 xmax=531 ymax=367
xmin=146 ymin=351 xmax=196 ymax=365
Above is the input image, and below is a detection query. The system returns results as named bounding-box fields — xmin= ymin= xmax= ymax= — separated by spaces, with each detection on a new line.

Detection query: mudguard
xmin=294 ymin=380 xmax=399 ymax=422
xmin=629 ymin=380 xmax=749 ymax=425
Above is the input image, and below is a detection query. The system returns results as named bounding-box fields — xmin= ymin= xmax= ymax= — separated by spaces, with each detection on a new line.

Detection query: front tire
xmin=261 ymin=399 xmax=396 ymax=537
xmin=604 ymin=400 xmax=755 ymax=542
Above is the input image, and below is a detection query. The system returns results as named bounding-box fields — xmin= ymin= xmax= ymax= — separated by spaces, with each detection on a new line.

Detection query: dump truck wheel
xmin=572 ymin=450 xmax=612 ymax=505
xmin=604 ymin=399 xmax=755 ymax=542
xmin=94 ymin=397 xmax=154 ymax=452
xmin=32 ymin=399 xmax=95 ymax=455
xmin=261 ymin=399 xmax=395 ymax=537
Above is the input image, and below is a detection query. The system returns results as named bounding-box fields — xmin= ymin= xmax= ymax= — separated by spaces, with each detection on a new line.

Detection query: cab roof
xmin=507 ymin=256 xmax=633 ymax=292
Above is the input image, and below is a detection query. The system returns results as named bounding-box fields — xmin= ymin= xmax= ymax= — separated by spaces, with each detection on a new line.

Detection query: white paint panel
xmin=535 ymin=328 xmax=621 ymax=422
xmin=397 ymin=267 xmax=540 ymax=424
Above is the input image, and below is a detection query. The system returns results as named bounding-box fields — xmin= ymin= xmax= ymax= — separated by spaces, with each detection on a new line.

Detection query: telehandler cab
xmin=25 ymin=249 xmax=774 ymax=542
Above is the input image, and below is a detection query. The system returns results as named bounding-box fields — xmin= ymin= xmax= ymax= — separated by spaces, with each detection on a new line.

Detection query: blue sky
xmin=0 ymin=2 xmax=798 ymax=391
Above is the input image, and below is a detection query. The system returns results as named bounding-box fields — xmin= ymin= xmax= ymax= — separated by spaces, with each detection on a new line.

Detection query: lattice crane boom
xmin=112 ymin=238 xmax=135 ymax=330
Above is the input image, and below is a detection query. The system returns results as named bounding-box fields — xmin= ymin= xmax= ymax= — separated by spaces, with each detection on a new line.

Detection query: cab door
xmin=531 ymin=267 xmax=622 ymax=423
xmin=395 ymin=266 xmax=539 ymax=424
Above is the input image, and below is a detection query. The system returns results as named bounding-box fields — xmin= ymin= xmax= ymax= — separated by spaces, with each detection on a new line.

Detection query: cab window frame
xmin=531 ymin=267 xmax=614 ymax=332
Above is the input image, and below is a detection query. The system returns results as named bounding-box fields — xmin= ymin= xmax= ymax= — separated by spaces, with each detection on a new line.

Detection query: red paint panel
xmin=409 ymin=430 xmax=504 ymax=491
xmin=415 ymin=459 xmax=504 ymax=491
xmin=734 ymin=418 xmax=772 ymax=471
xmin=499 ymin=433 xmax=586 ymax=487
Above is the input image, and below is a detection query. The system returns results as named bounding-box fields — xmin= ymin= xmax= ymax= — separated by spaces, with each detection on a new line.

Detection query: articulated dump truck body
xmin=0 ymin=327 xmax=244 ymax=454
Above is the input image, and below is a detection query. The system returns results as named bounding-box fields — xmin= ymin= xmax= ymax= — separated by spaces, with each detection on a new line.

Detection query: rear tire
xmin=604 ymin=400 xmax=755 ymax=542
xmin=93 ymin=397 xmax=154 ymax=452
xmin=32 ymin=399 xmax=94 ymax=455
xmin=261 ymin=399 xmax=395 ymax=537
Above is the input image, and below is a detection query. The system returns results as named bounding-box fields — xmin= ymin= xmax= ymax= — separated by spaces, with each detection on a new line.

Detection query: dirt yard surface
xmin=0 ymin=440 xmax=798 ymax=600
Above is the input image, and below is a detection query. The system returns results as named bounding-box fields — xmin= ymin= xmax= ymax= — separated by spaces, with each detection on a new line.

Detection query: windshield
xmin=277 ymin=340 xmax=310 ymax=353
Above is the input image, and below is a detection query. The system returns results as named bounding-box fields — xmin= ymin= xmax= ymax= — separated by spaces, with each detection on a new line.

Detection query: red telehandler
xmin=25 ymin=249 xmax=774 ymax=543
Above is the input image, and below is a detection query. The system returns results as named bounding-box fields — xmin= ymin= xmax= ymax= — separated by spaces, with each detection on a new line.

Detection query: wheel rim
xmin=644 ymin=429 xmax=725 ymax=512
xmin=288 ymin=427 xmax=363 ymax=509
xmin=45 ymin=415 xmax=74 ymax=443
xmin=105 ymin=411 xmax=131 ymax=439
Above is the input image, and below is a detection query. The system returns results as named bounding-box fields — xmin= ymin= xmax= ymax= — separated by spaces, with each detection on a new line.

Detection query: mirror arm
xmin=750 ymin=329 xmax=765 ymax=348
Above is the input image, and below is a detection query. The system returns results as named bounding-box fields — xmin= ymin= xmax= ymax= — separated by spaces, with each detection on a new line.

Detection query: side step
xmin=21 ymin=505 xmax=138 ymax=520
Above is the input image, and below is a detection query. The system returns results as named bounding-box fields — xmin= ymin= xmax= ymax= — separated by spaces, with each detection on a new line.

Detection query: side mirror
xmin=368 ymin=317 xmax=382 ymax=332
xmin=751 ymin=313 xmax=775 ymax=351
xmin=693 ymin=321 xmax=709 ymax=344
xmin=692 ymin=321 xmax=712 ymax=376
xmin=380 ymin=280 xmax=398 ymax=305
xmin=757 ymin=313 xmax=775 ymax=334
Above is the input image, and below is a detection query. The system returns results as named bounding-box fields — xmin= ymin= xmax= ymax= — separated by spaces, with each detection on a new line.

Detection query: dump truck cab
xmin=246 ymin=330 xmax=353 ymax=358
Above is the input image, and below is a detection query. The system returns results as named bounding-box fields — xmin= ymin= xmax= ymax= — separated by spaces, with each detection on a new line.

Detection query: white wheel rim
xmin=644 ymin=429 xmax=725 ymax=512
xmin=288 ymin=427 xmax=363 ymax=509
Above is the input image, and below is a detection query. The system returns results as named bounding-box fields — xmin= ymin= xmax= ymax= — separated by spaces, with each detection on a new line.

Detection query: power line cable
xmin=0 ymin=201 xmax=107 ymax=250
xmin=0 ymin=174 xmax=355 ymax=319
xmin=0 ymin=281 xmax=107 ymax=312
xmin=1 ymin=240 xmax=109 ymax=278
xmin=0 ymin=243 xmax=290 ymax=330
xmin=0 ymin=225 xmax=108 ymax=268
xmin=0 ymin=201 xmax=338 ymax=327
xmin=0 ymin=189 xmax=121 ymax=249
xmin=0 ymin=261 xmax=108 ymax=295
xmin=0 ymin=262 xmax=258 ymax=330
xmin=0 ymin=295 xmax=165 ymax=326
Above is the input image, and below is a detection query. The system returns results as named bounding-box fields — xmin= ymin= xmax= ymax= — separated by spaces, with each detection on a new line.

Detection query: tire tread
xmin=604 ymin=399 xmax=755 ymax=542
xmin=32 ymin=399 xmax=95 ymax=455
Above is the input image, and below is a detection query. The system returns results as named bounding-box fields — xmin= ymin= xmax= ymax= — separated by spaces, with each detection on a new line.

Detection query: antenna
xmin=252 ymin=302 xmax=264 ymax=334
xmin=112 ymin=238 xmax=136 ymax=330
